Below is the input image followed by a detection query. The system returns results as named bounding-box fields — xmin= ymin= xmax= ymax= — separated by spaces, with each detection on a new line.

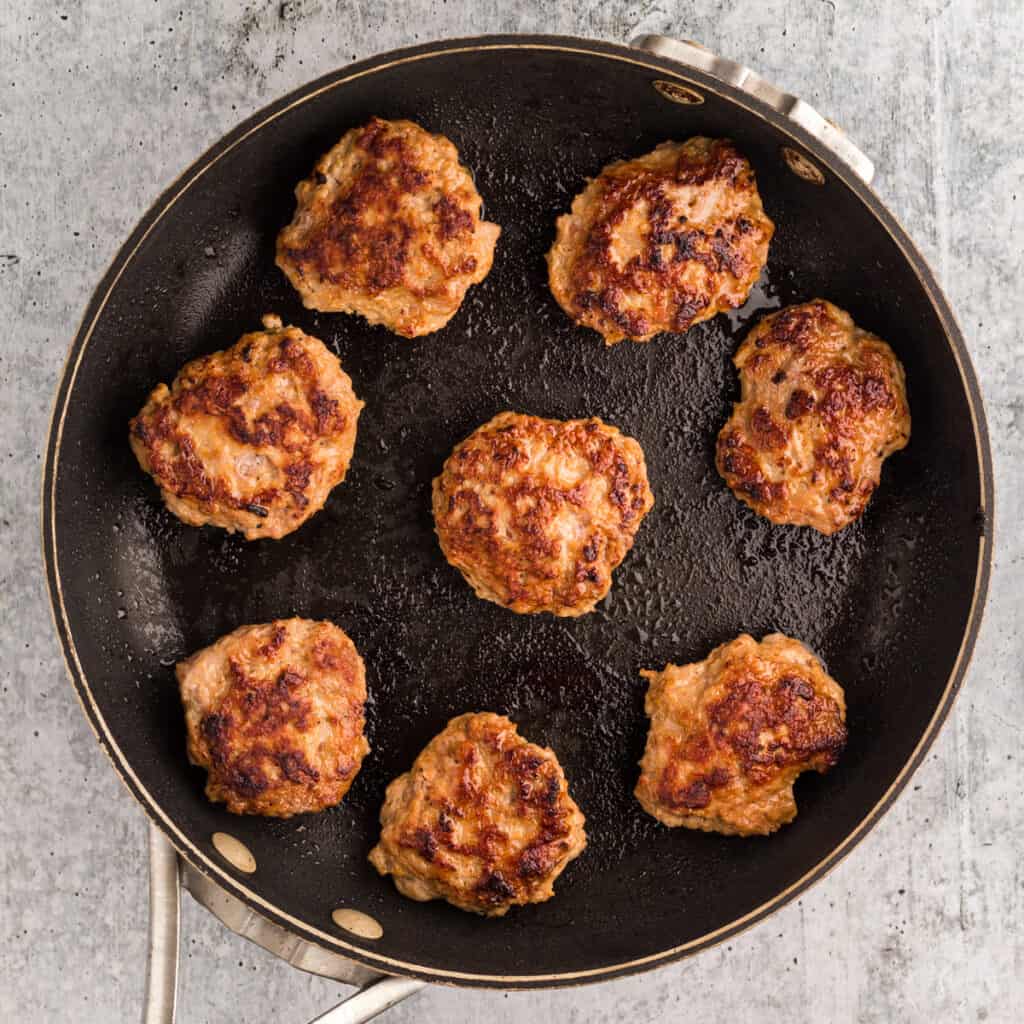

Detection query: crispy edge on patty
xmin=431 ymin=411 xmax=654 ymax=616
xmin=177 ymin=619 xmax=369 ymax=817
xmin=129 ymin=314 xmax=363 ymax=540
xmin=716 ymin=299 xmax=911 ymax=534
xmin=635 ymin=633 xmax=847 ymax=836
xmin=547 ymin=137 xmax=774 ymax=344
xmin=276 ymin=117 xmax=501 ymax=337
xmin=368 ymin=712 xmax=587 ymax=916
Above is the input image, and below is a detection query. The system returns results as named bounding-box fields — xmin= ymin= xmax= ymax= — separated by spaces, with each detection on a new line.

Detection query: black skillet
xmin=43 ymin=33 xmax=992 ymax=1017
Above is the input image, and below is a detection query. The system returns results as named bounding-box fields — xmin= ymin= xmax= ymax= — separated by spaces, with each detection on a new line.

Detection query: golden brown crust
xmin=276 ymin=117 xmax=500 ymax=337
xmin=716 ymin=300 xmax=911 ymax=534
xmin=129 ymin=315 xmax=362 ymax=540
xmin=547 ymin=137 xmax=773 ymax=344
xmin=176 ymin=619 xmax=369 ymax=817
xmin=431 ymin=412 xmax=654 ymax=616
xmin=369 ymin=712 xmax=586 ymax=916
xmin=636 ymin=633 xmax=847 ymax=836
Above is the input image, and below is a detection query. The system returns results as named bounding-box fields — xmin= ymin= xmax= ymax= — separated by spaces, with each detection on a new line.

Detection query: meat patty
xmin=129 ymin=315 xmax=362 ymax=540
xmin=368 ymin=712 xmax=586 ymax=916
xmin=432 ymin=412 xmax=654 ymax=616
xmin=716 ymin=299 xmax=911 ymax=534
xmin=635 ymin=633 xmax=847 ymax=836
xmin=276 ymin=117 xmax=500 ymax=337
xmin=177 ymin=618 xmax=369 ymax=817
xmin=547 ymin=137 xmax=773 ymax=344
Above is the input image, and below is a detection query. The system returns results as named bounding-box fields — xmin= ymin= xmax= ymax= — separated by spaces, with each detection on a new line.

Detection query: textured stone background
xmin=1 ymin=2 xmax=1020 ymax=1021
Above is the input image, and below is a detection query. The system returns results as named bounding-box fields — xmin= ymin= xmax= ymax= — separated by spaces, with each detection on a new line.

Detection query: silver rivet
xmin=653 ymin=79 xmax=705 ymax=106
xmin=212 ymin=832 xmax=256 ymax=873
xmin=781 ymin=146 xmax=826 ymax=185
xmin=332 ymin=907 xmax=384 ymax=940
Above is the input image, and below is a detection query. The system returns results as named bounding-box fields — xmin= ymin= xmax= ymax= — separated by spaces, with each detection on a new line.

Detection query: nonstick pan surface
xmin=43 ymin=36 xmax=991 ymax=986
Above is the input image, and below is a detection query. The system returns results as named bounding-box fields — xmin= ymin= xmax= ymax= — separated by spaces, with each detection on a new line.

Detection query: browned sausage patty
xmin=276 ymin=117 xmax=500 ymax=337
xmin=129 ymin=315 xmax=362 ymax=540
xmin=177 ymin=619 xmax=369 ymax=817
xmin=636 ymin=633 xmax=847 ymax=836
xmin=547 ymin=137 xmax=773 ymax=344
xmin=432 ymin=412 xmax=654 ymax=616
xmin=716 ymin=300 xmax=911 ymax=534
xmin=369 ymin=712 xmax=587 ymax=916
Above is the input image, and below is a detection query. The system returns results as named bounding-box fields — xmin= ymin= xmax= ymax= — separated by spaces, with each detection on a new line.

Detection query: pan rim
xmin=41 ymin=33 xmax=994 ymax=987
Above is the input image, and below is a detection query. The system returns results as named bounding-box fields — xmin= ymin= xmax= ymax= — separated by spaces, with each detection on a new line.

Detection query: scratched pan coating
xmin=43 ymin=37 xmax=991 ymax=985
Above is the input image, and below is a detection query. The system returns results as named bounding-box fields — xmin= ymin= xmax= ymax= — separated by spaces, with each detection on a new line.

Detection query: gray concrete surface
xmin=1 ymin=1 xmax=1020 ymax=1021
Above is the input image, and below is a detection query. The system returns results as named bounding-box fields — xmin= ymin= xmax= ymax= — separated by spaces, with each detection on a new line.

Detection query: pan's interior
xmin=50 ymin=43 xmax=984 ymax=980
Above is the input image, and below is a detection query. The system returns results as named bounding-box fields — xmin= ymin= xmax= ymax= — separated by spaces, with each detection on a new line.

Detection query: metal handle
xmin=144 ymin=823 xmax=181 ymax=1024
xmin=630 ymin=35 xmax=875 ymax=185
xmin=308 ymin=976 xmax=427 ymax=1024
xmin=143 ymin=824 xmax=424 ymax=1024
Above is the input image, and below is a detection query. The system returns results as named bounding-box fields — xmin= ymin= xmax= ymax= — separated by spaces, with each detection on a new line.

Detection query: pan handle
xmin=144 ymin=822 xmax=181 ymax=1023
xmin=143 ymin=824 xmax=425 ymax=1024
xmin=306 ymin=976 xmax=429 ymax=1024
xmin=629 ymin=35 xmax=875 ymax=185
